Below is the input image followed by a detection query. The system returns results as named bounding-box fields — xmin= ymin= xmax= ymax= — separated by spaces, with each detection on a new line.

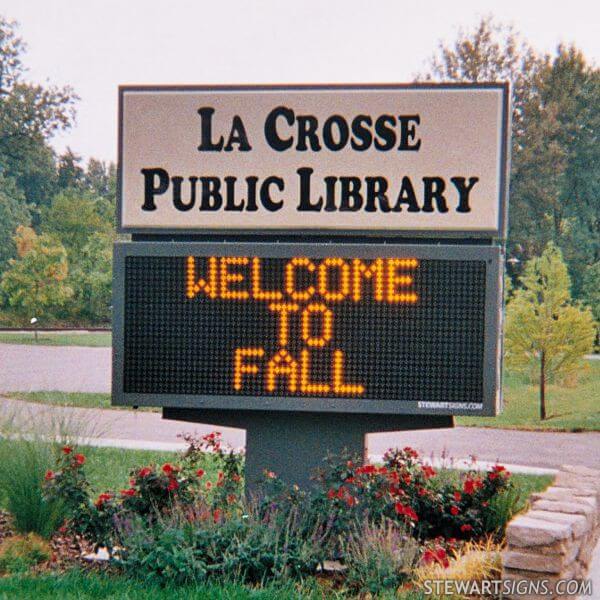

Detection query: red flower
xmin=44 ymin=470 xmax=54 ymax=481
xmin=417 ymin=487 xmax=427 ymax=497
xmin=422 ymin=465 xmax=436 ymax=479
xmin=463 ymin=478 xmax=475 ymax=494
xmin=489 ymin=472 xmax=498 ymax=481
xmin=394 ymin=502 xmax=418 ymax=521
xmin=265 ymin=471 xmax=276 ymax=479
xmin=356 ymin=464 xmax=376 ymax=475
xmin=492 ymin=464 xmax=506 ymax=472
xmin=403 ymin=474 xmax=412 ymax=485
xmin=95 ymin=493 xmax=112 ymax=507
xmin=422 ymin=549 xmax=437 ymax=565
xmin=196 ymin=468 xmax=205 ymax=478
xmin=232 ymin=474 xmax=241 ymax=483
xmin=205 ymin=481 xmax=212 ymax=490
xmin=482 ymin=501 xmax=489 ymax=508
xmin=327 ymin=488 xmax=336 ymax=500
xmin=227 ymin=494 xmax=236 ymax=504
xmin=450 ymin=506 xmax=460 ymax=516
xmin=62 ymin=446 xmax=72 ymax=455
xmin=213 ymin=508 xmax=222 ymax=523
xmin=403 ymin=446 xmax=419 ymax=458
xmin=74 ymin=454 xmax=85 ymax=465
xmin=460 ymin=524 xmax=473 ymax=533
xmin=138 ymin=467 xmax=152 ymax=478
xmin=453 ymin=491 xmax=462 ymax=502
xmin=162 ymin=463 xmax=174 ymax=475
xmin=345 ymin=495 xmax=357 ymax=507
xmin=167 ymin=478 xmax=179 ymax=491
xmin=345 ymin=476 xmax=355 ymax=484
xmin=121 ymin=488 xmax=136 ymax=497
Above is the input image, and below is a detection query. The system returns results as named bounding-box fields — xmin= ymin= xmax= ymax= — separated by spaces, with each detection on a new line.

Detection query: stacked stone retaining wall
xmin=502 ymin=465 xmax=599 ymax=599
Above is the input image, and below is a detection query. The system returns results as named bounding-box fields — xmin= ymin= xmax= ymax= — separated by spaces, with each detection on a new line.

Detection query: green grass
xmin=0 ymin=570 xmax=348 ymax=600
xmin=0 ymin=332 xmax=111 ymax=347
xmin=458 ymin=362 xmax=600 ymax=432
xmin=7 ymin=392 xmax=159 ymax=412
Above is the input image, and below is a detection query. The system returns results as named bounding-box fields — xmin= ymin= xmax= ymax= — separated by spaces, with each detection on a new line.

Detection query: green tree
xmin=0 ymin=226 xmax=73 ymax=323
xmin=0 ymin=173 xmax=30 ymax=272
xmin=420 ymin=19 xmax=600 ymax=296
xmin=40 ymin=189 xmax=111 ymax=259
xmin=69 ymin=232 xmax=113 ymax=323
xmin=0 ymin=17 xmax=76 ymax=206
xmin=581 ymin=262 xmax=600 ymax=326
xmin=504 ymin=243 xmax=596 ymax=420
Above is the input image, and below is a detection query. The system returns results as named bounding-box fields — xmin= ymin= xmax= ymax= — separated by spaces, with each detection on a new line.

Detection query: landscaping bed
xmin=0 ymin=432 xmax=552 ymax=598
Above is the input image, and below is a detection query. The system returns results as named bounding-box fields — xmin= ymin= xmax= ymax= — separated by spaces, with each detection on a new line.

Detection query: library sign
xmin=113 ymin=84 xmax=509 ymax=416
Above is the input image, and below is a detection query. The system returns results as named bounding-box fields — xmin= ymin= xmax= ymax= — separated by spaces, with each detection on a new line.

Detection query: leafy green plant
xmin=0 ymin=534 xmax=51 ymax=575
xmin=0 ymin=438 xmax=67 ymax=539
xmin=344 ymin=519 xmax=419 ymax=595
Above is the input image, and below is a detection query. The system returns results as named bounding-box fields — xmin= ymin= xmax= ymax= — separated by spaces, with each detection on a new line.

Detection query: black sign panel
xmin=113 ymin=243 xmax=501 ymax=416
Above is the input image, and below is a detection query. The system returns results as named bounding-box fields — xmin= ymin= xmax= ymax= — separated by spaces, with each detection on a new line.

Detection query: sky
xmin=1 ymin=0 xmax=599 ymax=164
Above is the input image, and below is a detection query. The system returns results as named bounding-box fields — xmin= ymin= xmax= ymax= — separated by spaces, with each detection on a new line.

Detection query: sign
xmin=118 ymin=84 xmax=510 ymax=236
xmin=112 ymin=242 xmax=501 ymax=416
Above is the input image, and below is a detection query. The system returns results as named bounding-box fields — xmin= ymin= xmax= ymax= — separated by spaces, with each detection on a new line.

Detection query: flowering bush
xmin=314 ymin=447 xmax=513 ymax=545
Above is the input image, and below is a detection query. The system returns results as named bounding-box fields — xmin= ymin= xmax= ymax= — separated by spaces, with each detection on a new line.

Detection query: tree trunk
xmin=540 ymin=350 xmax=547 ymax=421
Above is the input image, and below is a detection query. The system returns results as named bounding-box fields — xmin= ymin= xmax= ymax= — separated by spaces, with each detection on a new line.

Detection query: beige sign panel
xmin=118 ymin=85 xmax=509 ymax=235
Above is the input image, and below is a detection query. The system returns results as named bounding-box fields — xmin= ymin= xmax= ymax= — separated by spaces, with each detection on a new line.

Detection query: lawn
xmin=0 ymin=332 xmax=111 ymax=347
xmin=7 ymin=392 xmax=159 ymax=412
xmin=457 ymin=361 xmax=600 ymax=432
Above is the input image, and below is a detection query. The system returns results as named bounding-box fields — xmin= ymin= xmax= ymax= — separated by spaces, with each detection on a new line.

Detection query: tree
xmin=40 ymin=189 xmax=111 ymax=259
xmin=420 ymin=19 xmax=600 ymax=297
xmin=504 ymin=243 xmax=596 ymax=420
xmin=0 ymin=17 xmax=76 ymax=206
xmin=581 ymin=262 xmax=600 ymax=326
xmin=0 ymin=226 xmax=72 ymax=323
xmin=0 ymin=173 xmax=30 ymax=272
xmin=69 ymin=232 xmax=113 ymax=323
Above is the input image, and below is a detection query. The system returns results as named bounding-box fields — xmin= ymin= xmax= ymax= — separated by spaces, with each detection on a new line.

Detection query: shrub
xmin=118 ymin=502 xmax=323 ymax=586
xmin=344 ymin=519 xmax=419 ymax=595
xmin=0 ymin=533 xmax=52 ymax=574
xmin=0 ymin=439 xmax=67 ymax=538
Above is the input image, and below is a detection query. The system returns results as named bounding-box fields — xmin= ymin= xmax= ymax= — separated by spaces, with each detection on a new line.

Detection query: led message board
xmin=118 ymin=84 xmax=510 ymax=237
xmin=112 ymin=242 xmax=501 ymax=416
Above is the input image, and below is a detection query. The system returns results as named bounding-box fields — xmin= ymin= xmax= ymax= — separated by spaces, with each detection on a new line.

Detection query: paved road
xmin=1 ymin=397 xmax=598 ymax=471
xmin=0 ymin=343 xmax=111 ymax=393
xmin=1 ymin=343 xmax=599 ymax=470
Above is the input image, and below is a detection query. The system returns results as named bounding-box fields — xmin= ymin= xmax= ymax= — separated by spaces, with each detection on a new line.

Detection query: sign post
xmin=114 ymin=84 xmax=510 ymax=491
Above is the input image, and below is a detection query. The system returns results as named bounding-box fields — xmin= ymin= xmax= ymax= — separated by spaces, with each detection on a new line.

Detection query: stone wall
xmin=502 ymin=465 xmax=599 ymax=599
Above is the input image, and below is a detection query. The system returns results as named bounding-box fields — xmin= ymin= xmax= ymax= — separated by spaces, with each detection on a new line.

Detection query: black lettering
xmin=296 ymin=167 xmax=322 ymax=211
xmin=197 ymin=107 xmax=224 ymax=151
xmin=223 ymin=116 xmax=252 ymax=152
xmin=264 ymin=106 xmax=294 ymax=151
xmin=322 ymin=115 xmax=349 ymax=151
xmin=339 ymin=177 xmax=362 ymax=211
xmin=245 ymin=176 xmax=259 ymax=211
xmin=260 ymin=176 xmax=285 ymax=211
xmin=323 ymin=176 xmax=338 ymax=211
xmin=296 ymin=115 xmax=321 ymax=151
xmin=374 ymin=115 xmax=396 ymax=151
xmin=141 ymin=168 xmax=169 ymax=211
xmin=199 ymin=177 xmax=223 ymax=210
xmin=365 ymin=177 xmax=390 ymax=212
xmin=451 ymin=176 xmax=479 ymax=212
xmin=422 ymin=177 xmax=448 ymax=213
xmin=350 ymin=115 xmax=373 ymax=151
xmin=398 ymin=115 xmax=421 ymax=151
xmin=224 ymin=176 xmax=244 ymax=211
xmin=172 ymin=176 xmax=197 ymax=211
xmin=392 ymin=176 xmax=420 ymax=212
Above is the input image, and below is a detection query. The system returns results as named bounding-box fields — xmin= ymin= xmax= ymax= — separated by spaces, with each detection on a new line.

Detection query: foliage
xmin=505 ymin=243 xmax=596 ymax=418
xmin=0 ymin=533 xmax=51 ymax=575
xmin=581 ymin=262 xmax=600 ymax=325
xmin=421 ymin=18 xmax=600 ymax=302
xmin=0 ymin=17 xmax=76 ymax=207
xmin=344 ymin=519 xmax=419 ymax=594
xmin=0 ymin=438 xmax=67 ymax=539
xmin=68 ymin=232 xmax=113 ymax=323
xmin=0 ymin=226 xmax=72 ymax=323
xmin=0 ymin=173 xmax=30 ymax=272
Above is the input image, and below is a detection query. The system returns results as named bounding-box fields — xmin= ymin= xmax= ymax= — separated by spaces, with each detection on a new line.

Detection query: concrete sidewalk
xmin=1 ymin=397 xmax=598 ymax=471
